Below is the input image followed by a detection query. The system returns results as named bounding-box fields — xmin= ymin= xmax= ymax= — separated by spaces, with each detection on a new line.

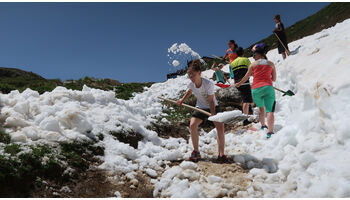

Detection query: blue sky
xmin=0 ymin=2 xmax=329 ymax=83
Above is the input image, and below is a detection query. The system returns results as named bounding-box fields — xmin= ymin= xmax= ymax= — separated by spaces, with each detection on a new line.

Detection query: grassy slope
xmin=0 ymin=67 xmax=153 ymax=100
xmin=244 ymin=2 xmax=350 ymax=56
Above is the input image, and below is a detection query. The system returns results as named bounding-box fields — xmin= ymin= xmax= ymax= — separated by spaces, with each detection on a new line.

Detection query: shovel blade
xmin=220 ymin=115 xmax=249 ymax=124
xmin=208 ymin=110 xmax=249 ymax=124
xmin=284 ymin=90 xmax=295 ymax=96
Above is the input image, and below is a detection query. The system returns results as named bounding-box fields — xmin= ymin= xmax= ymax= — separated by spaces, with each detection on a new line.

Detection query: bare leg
xmin=267 ymin=112 xmax=275 ymax=133
xmin=242 ymin=103 xmax=250 ymax=115
xmin=189 ymin=117 xmax=203 ymax=151
xmin=259 ymin=107 xmax=266 ymax=127
xmin=282 ymin=52 xmax=286 ymax=60
xmin=214 ymin=122 xmax=225 ymax=156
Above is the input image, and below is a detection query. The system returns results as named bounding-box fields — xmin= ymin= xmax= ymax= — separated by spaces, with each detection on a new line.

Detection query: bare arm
xmin=211 ymin=61 xmax=218 ymax=71
xmin=235 ymin=62 xmax=255 ymax=87
xmin=208 ymin=94 xmax=216 ymax=115
xmin=269 ymin=61 xmax=277 ymax=82
xmin=176 ymin=90 xmax=192 ymax=106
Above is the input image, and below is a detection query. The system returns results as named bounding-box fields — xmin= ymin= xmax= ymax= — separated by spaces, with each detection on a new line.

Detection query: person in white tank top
xmin=176 ymin=60 xmax=227 ymax=163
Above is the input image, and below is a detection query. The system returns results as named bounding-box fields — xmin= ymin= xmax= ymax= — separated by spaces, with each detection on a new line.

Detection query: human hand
xmin=176 ymin=99 xmax=183 ymax=106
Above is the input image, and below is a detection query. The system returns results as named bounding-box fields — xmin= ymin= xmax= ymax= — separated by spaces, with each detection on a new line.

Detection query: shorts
xmin=252 ymin=86 xmax=276 ymax=112
xmin=277 ymin=38 xmax=289 ymax=54
xmin=192 ymin=106 xmax=220 ymax=122
xmin=237 ymin=84 xmax=253 ymax=103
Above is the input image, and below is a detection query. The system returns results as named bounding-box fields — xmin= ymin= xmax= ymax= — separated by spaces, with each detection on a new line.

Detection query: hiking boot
xmin=267 ymin=132 xmax=274 ymax=139
xmin=216 ymin=155 xmax=229 ymax=164
xmin=189 ymin=150 xmax=201 ymax=162
xmin=261 ymin=125 xmax=268 ymax=130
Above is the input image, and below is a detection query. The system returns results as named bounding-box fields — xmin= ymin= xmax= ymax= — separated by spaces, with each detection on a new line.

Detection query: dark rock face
xmin=216 ymin=86 xmax=243 ymax=109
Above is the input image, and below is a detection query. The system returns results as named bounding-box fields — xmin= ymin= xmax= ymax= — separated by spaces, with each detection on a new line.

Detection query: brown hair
xmin=188 ymin=59 xmax=201 ymax=72
xmin=274 ymin=14 xmax=281 ymax=21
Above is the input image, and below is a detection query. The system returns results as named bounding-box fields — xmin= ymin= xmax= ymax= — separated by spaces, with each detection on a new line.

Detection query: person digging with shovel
xmin=176 ymin=61 xmax=227 ymax=163
xmin=235 ymin=45 xmax=277 ymax=139
xmin=273 ymin=14 xmax=289 ymax=60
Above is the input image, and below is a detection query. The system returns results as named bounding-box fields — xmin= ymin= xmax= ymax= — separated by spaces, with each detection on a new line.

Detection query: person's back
xmin=252 ymin=59 xmax=273 ymax=89
xmin=230 ymin=47 xmax=253 ymax=116
xmin=215 ymin=69 xmax=225 ymax=83
xmin=230 ymin=56 xmax=251 ymax=83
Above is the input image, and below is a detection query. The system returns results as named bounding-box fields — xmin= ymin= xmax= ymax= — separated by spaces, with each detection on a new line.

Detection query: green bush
xmin=0 ymin=140 xmax=104 ymax=197
xmin=115 ymin=82 xmax=154 ymax=100
xmin=0 ymin=130 xmax=11 ymax=144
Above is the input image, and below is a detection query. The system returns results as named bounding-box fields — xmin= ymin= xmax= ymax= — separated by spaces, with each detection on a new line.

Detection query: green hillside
xmin=0 ymin=67 xmax=152 ymax=100
xmin=244 ymin=2 xmax=350 ymax=56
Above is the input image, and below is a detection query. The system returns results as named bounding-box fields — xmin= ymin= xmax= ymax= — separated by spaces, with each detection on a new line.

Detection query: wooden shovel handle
xmin=158 ymin=97 xmax=211 ymax=116
xmin=273 ymin=86 xmax=285 ymax=93
xmin=274 ymin=33 xmax=291 ymax=56
xmin=211 ymin=54 xmax=224 ymax=60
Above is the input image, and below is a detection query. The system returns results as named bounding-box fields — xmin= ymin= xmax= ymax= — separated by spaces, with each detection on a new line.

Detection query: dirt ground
xmin=30 ymin=168 xmax=154 ymax=198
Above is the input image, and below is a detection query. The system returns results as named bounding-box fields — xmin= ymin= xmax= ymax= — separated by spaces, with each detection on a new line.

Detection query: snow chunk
xmin=179 ymin=161 xmax=198 ymax=170
xmin=208 ymin=110 xmax=245 ymax=122
xmin=172 ymin=60 xmax=180 ymax=67
xmin=207 ymin=175 xmax=222 ymax=184
xmin=146 ymin=168 xmax=158 ymax=178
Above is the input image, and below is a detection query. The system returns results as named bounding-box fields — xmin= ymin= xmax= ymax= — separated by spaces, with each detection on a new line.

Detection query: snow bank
xmin=224 ymin=19 xmax=350 ymax=197
xmin=1 ymin=17 xmax=350 ymax=198
xmin=0 ymin=75 xmax=191 ymax=176
xmin=154 ymin=18 xmax=350 ymax=198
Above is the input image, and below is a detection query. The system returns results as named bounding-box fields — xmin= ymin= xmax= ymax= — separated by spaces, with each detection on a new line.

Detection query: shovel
xmin=274 ymin=33 xmax=291 ymax=56
xmin=158 ymin=97 xmax=248 ymax=124
xmin=273 ymin=87 xmax=295 ymax=96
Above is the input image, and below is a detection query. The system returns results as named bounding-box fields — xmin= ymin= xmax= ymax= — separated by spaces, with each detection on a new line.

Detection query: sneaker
xmin=261 ymin=125 xmax=268 ymax=130
xmin=216 ymin=155 xmax=229 ymax=163
xmin=267 ymin=132 xmax=274 ymax=139
xmin=189 ymin=150 xmax=201 ymax=162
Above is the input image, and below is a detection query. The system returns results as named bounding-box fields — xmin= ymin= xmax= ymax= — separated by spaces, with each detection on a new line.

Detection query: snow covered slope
xmin=154 ymin=19 xmax=350 ymax=197
xmin=237 ymin=18 xmax=350 ymax=197
xmin=1 ymin=18 xmax=350 ymax=198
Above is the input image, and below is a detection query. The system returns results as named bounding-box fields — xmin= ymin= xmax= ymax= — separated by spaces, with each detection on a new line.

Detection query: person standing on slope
xmin=223 ymin=40 xmax=238 ymax=79
xmin=235 ymin=45 xmax=277 ymax=139
xmin=230 ymin=47 xmax=253 ymax=119
xmin=177 ymin=61 xmax=226 ymax=163
xmin=273 ymin=14 xmax=289 ymax=60
xmin=211 ymin=61 xmax=227 ymax=84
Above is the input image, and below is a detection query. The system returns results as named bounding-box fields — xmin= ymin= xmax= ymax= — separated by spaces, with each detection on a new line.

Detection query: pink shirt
xmin=252 ymin=59 xmax=273 ymax=89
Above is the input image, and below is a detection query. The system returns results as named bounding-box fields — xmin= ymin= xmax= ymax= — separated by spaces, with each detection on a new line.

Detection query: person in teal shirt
xmin=211 ymin=61 xmax=226 ymax=84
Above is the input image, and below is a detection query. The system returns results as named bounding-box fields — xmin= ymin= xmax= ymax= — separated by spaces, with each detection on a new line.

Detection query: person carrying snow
xmin=230 ymin=47 xmax=253 ymax=117
xmin=235 ymin=45 xmax=276 ymax=139
xmin=177 ymin=61 xmax=226 ymax=163
xmin=211 ymin=61 xmax=226 ymax=84
xmin=223 ymin=40 xmax=238 ymax=79
xmin=273 ymin=14 xmax=289 ymax=60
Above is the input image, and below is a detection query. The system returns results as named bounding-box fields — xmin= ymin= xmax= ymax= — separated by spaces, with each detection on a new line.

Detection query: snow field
xmin=223 ymin=19 xmax=350 ymax=197
xmin=153 ymin=19 xmax=350 ymax=197
xmin=0 ymin=18 xmax=349 ymax=198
